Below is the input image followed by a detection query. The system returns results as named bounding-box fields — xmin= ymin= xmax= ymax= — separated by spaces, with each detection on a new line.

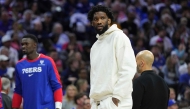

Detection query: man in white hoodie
xmin=87 ymin=5 xmax=137 ymax=109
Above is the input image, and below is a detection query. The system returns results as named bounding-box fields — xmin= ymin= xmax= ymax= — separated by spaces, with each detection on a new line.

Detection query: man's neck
xmin=27 ymin=52 xmax=39 ymax=60
xmin=141 ymin=67 xmax=152 ymax=74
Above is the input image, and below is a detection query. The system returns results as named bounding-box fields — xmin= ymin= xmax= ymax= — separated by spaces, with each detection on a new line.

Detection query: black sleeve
xmin=132 ymin=79 xmax=144 ymax=109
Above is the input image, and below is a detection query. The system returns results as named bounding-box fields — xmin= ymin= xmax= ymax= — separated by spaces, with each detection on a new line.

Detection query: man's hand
xmin=112 ymin=97 xmax=119 ymax=106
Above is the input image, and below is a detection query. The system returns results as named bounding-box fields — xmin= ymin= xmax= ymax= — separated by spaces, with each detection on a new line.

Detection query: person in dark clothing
xmin=1 ymin=77 xmax=12 ymax=109
xmin=132 ymin=50 xmax=169 ymax=109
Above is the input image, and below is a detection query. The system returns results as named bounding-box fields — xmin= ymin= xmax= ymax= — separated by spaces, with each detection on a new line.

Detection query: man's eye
xmin=93 ymin=18 xmax=98 ymax=21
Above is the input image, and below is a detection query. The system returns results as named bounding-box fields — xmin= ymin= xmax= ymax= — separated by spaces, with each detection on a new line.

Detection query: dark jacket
xmin=1 ymin=93 xmax=12 ymax=109
xmin=132 ymin=70 xmax=169 ymax=109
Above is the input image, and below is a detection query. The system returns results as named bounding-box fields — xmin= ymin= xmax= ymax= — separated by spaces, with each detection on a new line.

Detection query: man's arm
xmin=12 ymin=67 xmax=22 ymax=109
xmin=132 ymin=79 xmax=144 ymax=109
xmin=112 ymin=33 xmax=137 ymax=102
xmin=48 ymin=57 xmax=63 ymax=109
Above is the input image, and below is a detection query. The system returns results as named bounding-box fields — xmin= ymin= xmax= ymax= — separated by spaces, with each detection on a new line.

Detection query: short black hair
xmin=88 ymin=5 xmax=114 ymax=24
xmin=23 ymin=34 xmax=38 ymax=44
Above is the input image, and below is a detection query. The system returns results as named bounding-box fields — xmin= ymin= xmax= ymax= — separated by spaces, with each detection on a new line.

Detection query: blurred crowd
xmin=0 ymin=0 xmax=190 ymax=109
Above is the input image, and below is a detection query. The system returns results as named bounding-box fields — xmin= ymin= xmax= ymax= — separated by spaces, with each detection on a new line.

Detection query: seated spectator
xmin=149 ymin=27 xmax=173 ymax=54
xmin=18 ymin=9 xmax=34 ymax=32
xmin=173 ymin=43 xmax=187 ymax=64
xmin=169 ymin=87 xmax=176 ymax=100
xmin=179 ymin=63 xmax=190 ymax=95
xmin=73 ymin=93 xmax=87 ymax=109
xmin=83 ymin=98 xmax=91 ymax=109
xmin=62 ymin=57 xmax=79 ymax=87
xmin=168 ymin=99 xmax=179 ymax=109
xmin=76 ymin=0 xmax=94 ymax=14
xmin=133 ymin=37 xmax=146 ymax=55
xmin=178 ymin=88 xmax=190 ymax=108
xmin=161 ymin=13 xmax=177 ymax=38
xmin=62 ymin=33 xmax=83 ymax=53
xmin=172 ymin=30 xmax=182 ymax=49
xmin=0 ymin=10 xmax=13 ymax=37
xmin=48 ymin=49 xmax=63 ymax=73
xmin=42 ymin=12 xmax=53 ymax=34
xmin=76 ymin=79 xmax=89 ymax=94
xmin=151 ymin=45 xmax=166 ymax=69
xmin=62 ymin=85 xmax=78 ymax=109
xmin=162 ymin=55 xmax=180 ymax=95
xmin=186 ymin=38 xmax=190 ymax=62
xmin=28 ymin=20 xmax=48 ymax=43
xmin=49 ymin=22 xmax=69 ymax=52
xmin=78 ymin=68 xmax=89 ymax=83
xmin=179 ymin=62 xmax=188 ymax=76
xmin=0 ymin=35 xmax=18 ymax=67
xmin=6 ymin=21 xmax=27 ymax=40
xmin=1 ymin=77 xmax=12 ymax=109
xmin=120 ymin=6 xmax=138 ymax=38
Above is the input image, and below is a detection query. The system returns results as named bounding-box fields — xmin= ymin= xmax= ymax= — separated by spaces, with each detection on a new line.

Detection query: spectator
xmin=150 ymin=27 xmax=173 ymax=54
xmin=172 ymin=30 xmax=182 ymax=49
xmin=62 ymin=57 xmax=79 ymax=87
xmin=151 ymin=45 xmax=166 ymax=69
xmin=179 ymin=63 xmax=190 ymax=95
xmin=73 ymin=93 xmax=87 ymax=109
xmin=62 ymin=33 xmax=83 ymax=53
xmin=76 ymin=0 xmax=94 ymax=14
xmin=49 ymin=22 xmax=69 ymax=51
xmin=30 ymin=2 xmax=41 ymax=19
xmin=78 ymin=68 xmax=89 ymax=83
xmin=162 ymin=55 xmax=180 ymax=95
xmin=0 ymin=55 xmax=10 ymax=109
xmin=83 ymin=98 xmax=91 ymax=109
xmin=28 ymin=20 xmax=48 ymax=43
xmin=62 ymin=85 xmax=78 ymax=109
xmin=173 ymin=43 xmax=187 ymax=64
xmin=120 ymin=6 xmax=138 ymax=37
xmin=169 ymin=87 xmax=176 ymax=100
xmin=76 ymin=79 xmax=89 ymax=94
xmin=1 ymin=77 xmax=12 ymax=109
xmin=6 ymin=21 xmax=27 ymax=40
xmin=0 ymin=54 xmax=15 ymax=81
xmin=168 ymin=99 xmax=179 ymax=109
xmin=0 ymin=10 xmax=13 ymax=37
xmin=0 ymin=35 xmax=18 ymax=67
xmin=49 ymin=49 xmax=63 ymax=73
xmin=18 ymin=10 xmax=34 ymax=32
xmin=186 ymin=37 xmax=190 ymax=63
xmin=42 ymin=12 xmax=53 ymax=34
xmin=161 ymin=13 xmax=177 ymax=38
xmin=133 ymin=37 xmax=146 ymax=55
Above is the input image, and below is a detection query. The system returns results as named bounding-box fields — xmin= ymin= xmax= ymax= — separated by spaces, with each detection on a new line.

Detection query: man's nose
xmin=22 ymin=45 xmax=25 ymax=48
xmin=97 ymin=19 xmax=102 ymax=24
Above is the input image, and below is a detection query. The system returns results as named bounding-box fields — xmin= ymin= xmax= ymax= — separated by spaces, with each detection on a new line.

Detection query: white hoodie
xmin=90 ymin=24 xmax=137 ymax=102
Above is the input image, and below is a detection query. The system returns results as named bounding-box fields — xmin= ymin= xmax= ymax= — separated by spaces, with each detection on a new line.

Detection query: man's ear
xmin=140 ymin=60 xmax=144 ymax=67
xmin=108 ymin=19 xmax=111 ymax=25
xmin=34 ymin=43 xmax=37 ymax=48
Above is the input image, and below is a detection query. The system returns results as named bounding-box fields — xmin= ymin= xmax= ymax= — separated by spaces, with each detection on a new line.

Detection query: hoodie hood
xmin=96 ymin=24 xmax=122 ymax=40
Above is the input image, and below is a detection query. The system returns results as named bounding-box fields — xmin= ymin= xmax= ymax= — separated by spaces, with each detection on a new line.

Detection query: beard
xmin=137 ymin=66 xmax=141 ymax=73
xmin=95 ymin=24 xmax=109 ymax=35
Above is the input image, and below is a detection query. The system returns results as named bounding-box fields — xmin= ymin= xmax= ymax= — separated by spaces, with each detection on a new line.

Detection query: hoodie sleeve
xmin=112 ymin=32 xmax=137 ymax=101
